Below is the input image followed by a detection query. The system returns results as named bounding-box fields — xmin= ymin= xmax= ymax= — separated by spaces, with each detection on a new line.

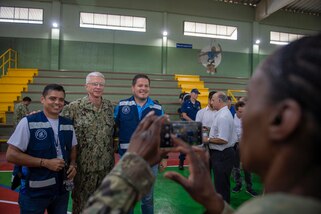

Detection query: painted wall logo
xmin=35 ymin=129 xmax=47 ymax=140
xmin=198 ymin=42 xmax=222 ymax=74
xmin=122 ymin=106 xmax=131 ymax=114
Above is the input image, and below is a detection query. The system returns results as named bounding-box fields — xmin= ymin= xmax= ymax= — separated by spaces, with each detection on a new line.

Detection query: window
xmin=80 ymin=12 xmax=146 ymax=32
xmin=270 ymin=31 xmax=305 ymax=45
xmin=184 ymin=21 xmax=237 ymax=40
xmin=0 ymin=6 xmax=43 ymax=24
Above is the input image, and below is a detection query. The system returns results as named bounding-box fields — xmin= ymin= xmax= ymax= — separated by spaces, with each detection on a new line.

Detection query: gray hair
xmin=217 ymin=91 xmax=228 ymax=103
xmin=86 ymin=72 xmax=105 ymax=84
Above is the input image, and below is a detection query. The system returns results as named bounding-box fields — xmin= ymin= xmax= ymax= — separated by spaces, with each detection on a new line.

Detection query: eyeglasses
xmin=87 ymin=82 xmax=105 ymax=87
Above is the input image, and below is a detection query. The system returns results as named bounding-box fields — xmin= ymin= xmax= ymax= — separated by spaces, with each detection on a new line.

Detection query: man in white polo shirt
xmin=204 ymin=91 xmax=236 ymax=203
xmin=195 ymin=90 xmax=217 ymax=130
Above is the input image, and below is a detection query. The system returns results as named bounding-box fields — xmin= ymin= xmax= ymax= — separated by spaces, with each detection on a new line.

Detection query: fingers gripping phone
xmin=160 ymin=121 xmax=203 ymax=147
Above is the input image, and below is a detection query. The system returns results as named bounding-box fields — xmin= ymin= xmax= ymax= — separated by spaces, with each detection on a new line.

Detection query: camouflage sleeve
xmin=60 ymin=103 xmax=74 ymax=120
xmin=83 ymin=152 xmax=155 ymax=214
xmin=13 ymin=104 xmax=23 ymax=126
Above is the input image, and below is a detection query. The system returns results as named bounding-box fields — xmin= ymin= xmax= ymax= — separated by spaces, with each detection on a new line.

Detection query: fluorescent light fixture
xmin=52 ymin=22 xmax=58 ymax=28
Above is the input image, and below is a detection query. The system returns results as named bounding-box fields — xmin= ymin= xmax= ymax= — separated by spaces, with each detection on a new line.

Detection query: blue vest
xmin=115 ymin=96 xmax=163 ymax=147
xmin=23 ymin=111 xmax=74 ymax=198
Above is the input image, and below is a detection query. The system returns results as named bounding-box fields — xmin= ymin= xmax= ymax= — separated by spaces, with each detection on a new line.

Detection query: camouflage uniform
xmin=84 ymin=153 xmax=155 ymax=214
xmin=83 ymin=153 xmax=233 ymax=214
xmin=13 ymin=102 xmax=29 ymax=126
xmin=61 ymin=96 xmax=114 ymax=214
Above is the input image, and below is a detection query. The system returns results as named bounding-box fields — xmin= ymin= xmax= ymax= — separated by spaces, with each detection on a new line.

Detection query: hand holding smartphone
xmin=160 ymin=121 xmax=203 ymax=147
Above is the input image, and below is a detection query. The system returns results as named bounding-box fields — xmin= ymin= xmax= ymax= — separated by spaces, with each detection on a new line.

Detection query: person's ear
xmin=269 ymin=99 xmax=301 ymax=141
xmin=40 ymin=96 xmax=45 ymax=104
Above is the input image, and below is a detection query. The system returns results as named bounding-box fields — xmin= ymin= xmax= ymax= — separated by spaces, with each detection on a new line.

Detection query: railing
xmin=227 ymin=89 xmax=247 ymax=103
xmin=0 ymin=48 xmax=17 ymax=76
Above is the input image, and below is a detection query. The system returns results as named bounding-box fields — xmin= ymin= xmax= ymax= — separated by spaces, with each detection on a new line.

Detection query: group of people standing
xmin=178 ymin=87 xmax=257 ymax=204
xmin=5 ymin=33 xmax=321 ymax=214
xmin=83 ymin=33 xmax=321 ymax=214
xmin=6 ymin=73 xmax=163 ymax=214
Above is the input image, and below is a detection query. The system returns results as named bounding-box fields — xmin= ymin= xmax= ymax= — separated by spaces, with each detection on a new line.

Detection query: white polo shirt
xmin=195 ymin=106 xmax=217 ymax=128
xmin=209 ymin=106 xmax=237 ymax=151
xmin=234 ymin=114 xmax=242 ymax=142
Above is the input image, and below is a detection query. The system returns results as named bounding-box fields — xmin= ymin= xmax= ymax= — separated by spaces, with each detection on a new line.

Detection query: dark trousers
xmin=179 ymin=153 xmax=186 ymax=164
xmin=233 ymin=142 xmax=252 ymax=189
xmin=209 ymin=147 xmax=235 ymax=203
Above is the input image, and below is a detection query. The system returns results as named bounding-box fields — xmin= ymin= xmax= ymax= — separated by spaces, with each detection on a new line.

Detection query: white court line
xmin=0 ymin=200 xmax=72 ymax=213
xmin=0 ymin=199 xmax=18 ymax=205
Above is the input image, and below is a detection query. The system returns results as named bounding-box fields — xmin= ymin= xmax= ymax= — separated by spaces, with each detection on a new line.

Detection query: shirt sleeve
xmin=161 ymin=108 xmax=165 ymax=116
xmin=83 ymin=153 xmax=155 ymax=214
xmin=114 ymin=104 xmax=120 ymax=121
xmin=181 ymin=101 xmax=188 ymax=113
xmin=216 ymin=115 xmax=232 ymax=142
xmin=195 ymin=109 xmax=202 ymax=122
xmin=71 ymin=126 xmax=78 ymax=146
xmin=7 ymin=117 xmax=30 ymax=152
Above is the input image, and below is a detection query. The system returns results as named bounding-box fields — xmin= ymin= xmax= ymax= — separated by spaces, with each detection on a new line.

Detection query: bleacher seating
xmin=0 ymin=69 xmax=249 ymax=149
xmin=0 ymin=68 xmax=38 ymax=123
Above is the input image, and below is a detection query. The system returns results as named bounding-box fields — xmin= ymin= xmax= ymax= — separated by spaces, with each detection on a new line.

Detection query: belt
xmin=210 ymin=147 xmax=233 ymax=152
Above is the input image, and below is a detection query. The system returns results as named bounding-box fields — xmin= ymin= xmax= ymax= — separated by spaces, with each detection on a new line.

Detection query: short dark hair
xmin=208 ymin=91 xmax=217 ymax=100
xmin=132 ymin=74 xmax=150 ymax=86
xmin=42 ymin=84 xmax=65 ymax=97
xmin=179 ymin=92 xmax=188 ymax=99
xmin=260 ymin=33 xmax=321 ymax=161
xmin=22 ymin=96 xmax=31 ymax=102
xmin=235 ymin=101 xmax=245 ymax=111
xmin=227 ymin=96 xmax=232 ymax=101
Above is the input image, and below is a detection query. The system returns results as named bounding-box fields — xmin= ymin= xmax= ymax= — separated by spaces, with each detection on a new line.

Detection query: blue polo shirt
xmin=181 ymin=99 xmax=201 ymax=121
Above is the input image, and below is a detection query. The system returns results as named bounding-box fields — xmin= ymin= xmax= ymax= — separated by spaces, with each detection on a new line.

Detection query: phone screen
xmin=160 ymin=121 xmax=203 ymax=147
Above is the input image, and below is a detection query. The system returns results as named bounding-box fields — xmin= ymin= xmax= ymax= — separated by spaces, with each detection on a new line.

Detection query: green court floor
xmin=0 ymin=167 xmax=263 ymax=213
xmin=134 ymin=166 xmax=263 ymax=213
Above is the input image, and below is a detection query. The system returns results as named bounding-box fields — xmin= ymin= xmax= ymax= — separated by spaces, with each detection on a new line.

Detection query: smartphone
xmin=160 ymin=121 xmax=203 ymax=147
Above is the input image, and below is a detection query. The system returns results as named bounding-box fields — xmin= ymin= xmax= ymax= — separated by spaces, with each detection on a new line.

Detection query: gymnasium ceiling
xmin=212 ymin=0 xmax=321 ymax=20
xmin=19 ymin=0 xmax=321 ymax=21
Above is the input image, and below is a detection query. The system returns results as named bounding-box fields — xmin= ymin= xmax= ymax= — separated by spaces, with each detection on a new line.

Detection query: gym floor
xmin=0 ymin=152 xmax=263 ymax=213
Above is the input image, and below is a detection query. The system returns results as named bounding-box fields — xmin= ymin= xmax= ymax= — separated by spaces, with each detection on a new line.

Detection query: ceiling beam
xmin=255 ymin=0 xmax=296 ymax=21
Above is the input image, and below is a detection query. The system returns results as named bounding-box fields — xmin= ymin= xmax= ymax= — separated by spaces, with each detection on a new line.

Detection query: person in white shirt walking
xmin=232 ymin=101 xmax=258 ymax=196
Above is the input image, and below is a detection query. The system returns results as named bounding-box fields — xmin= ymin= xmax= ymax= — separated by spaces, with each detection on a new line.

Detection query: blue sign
xmin=176 ymin=43 xmax=192 ymax=49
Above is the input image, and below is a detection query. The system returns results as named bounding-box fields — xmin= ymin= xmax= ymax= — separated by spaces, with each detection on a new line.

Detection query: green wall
xmin=0 ymin=37 xmax=51 ymax=69
xmin=60 ymin=41 xmax=114 ymax=71
xmin=1 ymin=37 xmax=255 ymax=77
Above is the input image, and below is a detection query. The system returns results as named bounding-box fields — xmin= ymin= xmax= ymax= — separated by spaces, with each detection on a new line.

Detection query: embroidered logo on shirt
xmin=122 ymin=106 xmax=131 ymax=114
xmin=35 ymin=129 xmax=47 ymax=140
